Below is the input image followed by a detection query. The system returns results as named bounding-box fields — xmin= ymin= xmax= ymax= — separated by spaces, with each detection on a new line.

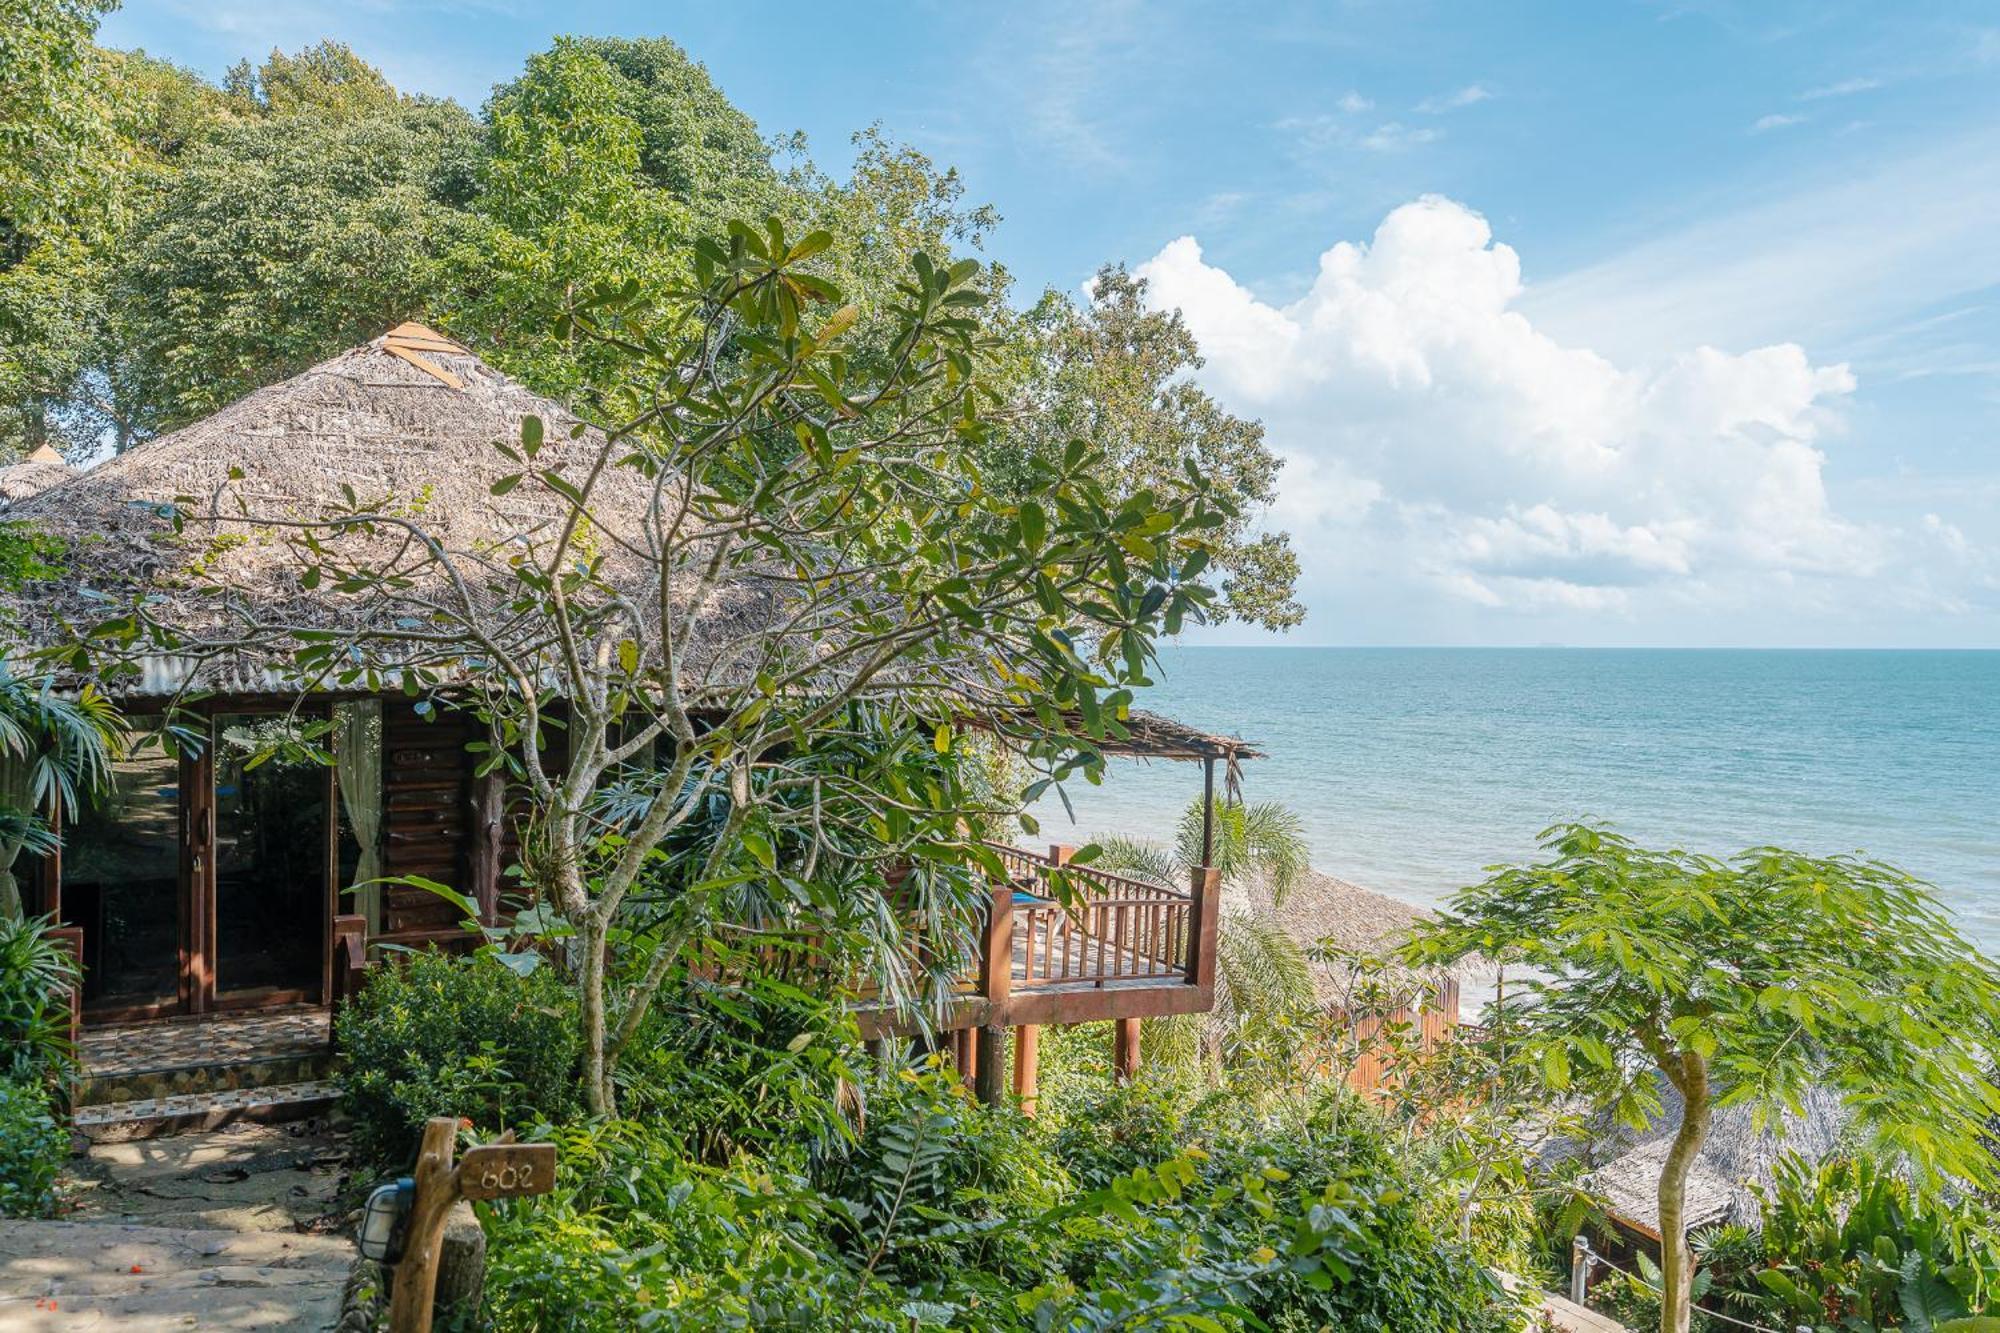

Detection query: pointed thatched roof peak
xmin=0 ymin=449 xmax=75 ymax=506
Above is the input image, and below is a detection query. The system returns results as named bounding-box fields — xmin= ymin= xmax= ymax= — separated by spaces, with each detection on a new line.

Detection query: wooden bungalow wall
xmin=378 ymin=700 xmax=479 ymax=946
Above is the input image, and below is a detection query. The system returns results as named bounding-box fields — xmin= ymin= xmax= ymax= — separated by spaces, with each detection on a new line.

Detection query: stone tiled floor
xmin=79 ymin=1010 xmax=331 ymax=1077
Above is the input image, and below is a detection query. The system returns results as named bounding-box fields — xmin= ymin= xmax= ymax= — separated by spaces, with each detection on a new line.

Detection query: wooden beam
xmin=974 ymin=1024 xmax=1007 ymax=1105
xmin=1012 ymin=1025 xmax=1040 ymax=1116
xmin=1113 ymin=1016 xmax=1142 ymax=1083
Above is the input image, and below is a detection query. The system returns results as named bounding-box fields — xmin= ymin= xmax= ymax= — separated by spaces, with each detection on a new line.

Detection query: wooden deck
xmin=855 ymin=845 xmax=1220 ymax=1038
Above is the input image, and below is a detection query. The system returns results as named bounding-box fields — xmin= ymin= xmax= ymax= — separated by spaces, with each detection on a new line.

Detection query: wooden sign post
xmin=389 ymin=1118 xmax=555 ymax=1333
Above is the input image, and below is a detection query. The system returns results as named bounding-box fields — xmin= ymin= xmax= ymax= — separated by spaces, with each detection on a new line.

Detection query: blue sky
xmin=101 ymin=1 xmax=2000 ymax=647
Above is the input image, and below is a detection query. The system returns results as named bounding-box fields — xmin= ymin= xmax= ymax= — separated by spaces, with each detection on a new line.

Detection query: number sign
xmin=456 ymin=1143 xmax=556 ymax=1200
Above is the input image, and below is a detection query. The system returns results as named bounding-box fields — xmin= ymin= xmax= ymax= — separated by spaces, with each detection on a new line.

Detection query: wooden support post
xmin=389 ymin=1120 xmax=553 ymax=1333
xmin=1199 ymin=756 xmax=1216 ymax=869
xmin=1113 ymin=1016 xmax=1142 ymax=1083
xmin=1012 ymin=1025 xmax=1040 ymax=1116
xmin=1185 ymin=864 xmax=1221 ymax=992
xmin=389 ymin=1118 xmax=461 ymax=1333
xmin=974 ymin=1024 xmax=1007 ymax=1104
xmin=330 ymin=914 xmax=369 ymax=1046
xmin=1048 ymin=844 xmax=1075 ymax=868
xmin=980 ymin=882 xmax=1013 ymax=1009
xmin=467 ymin=769 xmax=506 ymax=925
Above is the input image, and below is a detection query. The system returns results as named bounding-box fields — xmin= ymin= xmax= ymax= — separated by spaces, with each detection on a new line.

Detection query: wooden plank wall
xmin=378 ymin=700 xmax=478 ymax=947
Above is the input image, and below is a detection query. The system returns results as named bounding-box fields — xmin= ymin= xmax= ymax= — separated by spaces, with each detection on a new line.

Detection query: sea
xmin=1025 ymin=647 xmax=2000 ymax=955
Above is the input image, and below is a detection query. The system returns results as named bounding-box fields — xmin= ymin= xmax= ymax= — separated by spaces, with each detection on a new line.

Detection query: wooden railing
xmin=982 ymin=843 xmax=1198 ymax=991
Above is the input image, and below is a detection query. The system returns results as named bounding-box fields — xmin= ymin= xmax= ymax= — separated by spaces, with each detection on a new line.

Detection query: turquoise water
xmin=1028 ymin=648 xmax=2000 ymax=952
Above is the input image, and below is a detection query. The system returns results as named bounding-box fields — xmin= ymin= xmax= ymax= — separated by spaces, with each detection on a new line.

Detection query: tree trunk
xmin=1655 ymin=1051 xmax=1711 ymax=1333
xmin=579 ymin=915 xmax=613 ymax=1116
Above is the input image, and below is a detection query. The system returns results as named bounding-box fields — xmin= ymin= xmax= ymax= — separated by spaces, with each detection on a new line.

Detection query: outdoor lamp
xmin=357 ymin=1177 xmax=415 ymax=1264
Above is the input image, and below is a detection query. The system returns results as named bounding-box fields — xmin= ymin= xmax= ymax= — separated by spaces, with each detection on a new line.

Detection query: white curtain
xmin=334 ymin=701 xmax=384 ymax=935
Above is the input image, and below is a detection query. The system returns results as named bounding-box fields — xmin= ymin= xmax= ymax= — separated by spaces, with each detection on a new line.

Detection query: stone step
xmin=73 ymin=1083 xmax=343 ymax=1144
xmin=77 ymin=1050 xmax=336 ymax=1110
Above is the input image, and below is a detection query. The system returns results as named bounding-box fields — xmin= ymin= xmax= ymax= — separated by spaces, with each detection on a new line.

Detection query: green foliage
xmin=0 ymin=0 xmax=115 ymax=236
xmin=1714 ymin=1152 xmax=2000 ymax=1331
xmin=110 ymin=95 xmax=483 ymax=434
xmin=333 ymin=949 xmax=581 ymax=1170
xmin=0 ymin=1076 xmax=64 ymax=1219
xmin=0 ymin=914 xmax=76 ymax=1082
xmin=222 ymin=41 xmax=400 ymax=120
xmin=996 ymin=266 xmax=1302 ymax=629
xmin=1409 ymin=823 xmax=2000 ymax=1333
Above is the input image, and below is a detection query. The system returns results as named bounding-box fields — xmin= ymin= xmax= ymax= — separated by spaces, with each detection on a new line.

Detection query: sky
xmin=99 ymin=1 xmax=2000 ymax=648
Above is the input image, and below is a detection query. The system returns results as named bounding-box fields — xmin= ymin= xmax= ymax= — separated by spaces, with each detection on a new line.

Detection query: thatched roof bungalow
xmin=1 ymin=325 xmax=1253 ymax=1115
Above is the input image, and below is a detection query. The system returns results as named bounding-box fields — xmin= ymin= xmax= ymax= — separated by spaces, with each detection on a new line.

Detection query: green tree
xmin=447 ymin=40 xmax=688 ymax=406
xmin=558 ymin=36 xmax=776 ymax=218
xmin=221 ymin=39 xmax=400 ymax=120
xmin=1000 ymin=268 xmax=1303 ymax=630
xmin=0 ymin=49 xmax=239 ymax=456
xmin=93 ymin=219 xmax=1239 ymax=1115
xmin=1407 ymin=823 xmax=2000 ymax=1333
xmin=109 ymin=93 xmax=483 ymax=435
xmin=0 ymin=0 xmax=116 ymax=237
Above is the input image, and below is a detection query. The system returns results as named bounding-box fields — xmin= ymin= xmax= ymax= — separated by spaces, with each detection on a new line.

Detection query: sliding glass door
xmin=61 ymin=721 xmax=185 ymax=1017
xmin=212 ymin=713 xmax=330 ymax=1006
xmin=63 ymin=708 xmax=336 ymax=1021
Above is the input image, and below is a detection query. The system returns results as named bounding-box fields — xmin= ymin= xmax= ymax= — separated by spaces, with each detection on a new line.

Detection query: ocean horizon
xmin=1027 ymin=646 xmax=2000 ymax=955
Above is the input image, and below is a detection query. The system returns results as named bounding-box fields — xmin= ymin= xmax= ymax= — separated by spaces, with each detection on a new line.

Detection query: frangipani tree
xmin=1405 ymin=823 xmax=2000 ymax=1333
xmin=82 ymin=219 xmax=1239 ymax=1114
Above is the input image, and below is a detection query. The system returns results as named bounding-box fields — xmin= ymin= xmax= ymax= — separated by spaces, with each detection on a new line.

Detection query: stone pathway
xmin=0 ymin=1122 xmax=356 ymax=1331
xmin=0 ymin=1221 xmax=353 ymax=1331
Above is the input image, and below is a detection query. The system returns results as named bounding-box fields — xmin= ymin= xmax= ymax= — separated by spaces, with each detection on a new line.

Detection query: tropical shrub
xmin=0 ymin=1076 xmax=65 ymax=1218
xmin=335 ymin=949 xmax=580 ymax=1169
xmin=0 ymin=912 xmax=76 ymax=1083
xmin=1718 ymin=1152 xmax=1999 ymax=1331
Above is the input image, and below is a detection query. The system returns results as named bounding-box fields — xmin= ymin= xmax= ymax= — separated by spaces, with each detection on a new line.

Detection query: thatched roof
xmin=1560 ymin=1073 xmax=1851 ymax=1236
xmin=0 ymin=324 xmax=1246 ymax=762
xmin=0 ymin=445 xmax=74 ymax=505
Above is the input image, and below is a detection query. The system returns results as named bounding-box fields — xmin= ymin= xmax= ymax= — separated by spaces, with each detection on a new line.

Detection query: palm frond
xmin=1092 ymin=835 xmax=1180 ymax=890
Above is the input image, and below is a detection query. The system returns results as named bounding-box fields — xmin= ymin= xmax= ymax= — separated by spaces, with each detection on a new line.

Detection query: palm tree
xmin=0 ymin=670 xmax=120 ymax=920
xmin=1098 ymin=797 xmax=1317 ymax=1078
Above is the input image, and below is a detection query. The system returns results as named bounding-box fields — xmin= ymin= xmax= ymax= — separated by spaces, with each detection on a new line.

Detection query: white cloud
xmin=1752 ymin=112 xmax=1807 ymax=132
xmin=1129 ymin=198 xmax=1927 ymax=623
xmin=1800 ymin=76 xmax=1880 ymax=100
xmin=1358 ymin=121 xmax=1441 ymax=152
xmin=1337 ymin=90 xmax=1373 ymax=113
xmin=1416 ymin=84 xmax=1492 ymax=114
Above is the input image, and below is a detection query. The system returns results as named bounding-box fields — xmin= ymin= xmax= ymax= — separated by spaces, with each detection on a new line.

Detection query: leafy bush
xmin=335 ymin=949 xmax=580 ymax=1169
xmin=0 ymin=1076 xmax=65 ymax=1218
xmin=0 ymin=913 xmax=77 ymax=1084
xmin=1712 ymin=1152 xmax=2000 ymax=1331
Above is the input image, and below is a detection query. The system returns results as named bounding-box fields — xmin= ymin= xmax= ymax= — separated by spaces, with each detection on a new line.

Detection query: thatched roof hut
xmin=1558 ymin=1073 xmax=1851 ymax=1237
xmin=0 ymin=444 xmax=74 ymax=506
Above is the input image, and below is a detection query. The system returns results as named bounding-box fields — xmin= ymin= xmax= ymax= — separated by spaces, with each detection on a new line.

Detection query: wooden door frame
xmin=73 ymin=697 xmax=339 ymax=1026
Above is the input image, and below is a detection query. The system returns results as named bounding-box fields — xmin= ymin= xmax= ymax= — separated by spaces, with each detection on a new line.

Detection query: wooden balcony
xmin=854 ymin=843 xmax=1221 ymax=1039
